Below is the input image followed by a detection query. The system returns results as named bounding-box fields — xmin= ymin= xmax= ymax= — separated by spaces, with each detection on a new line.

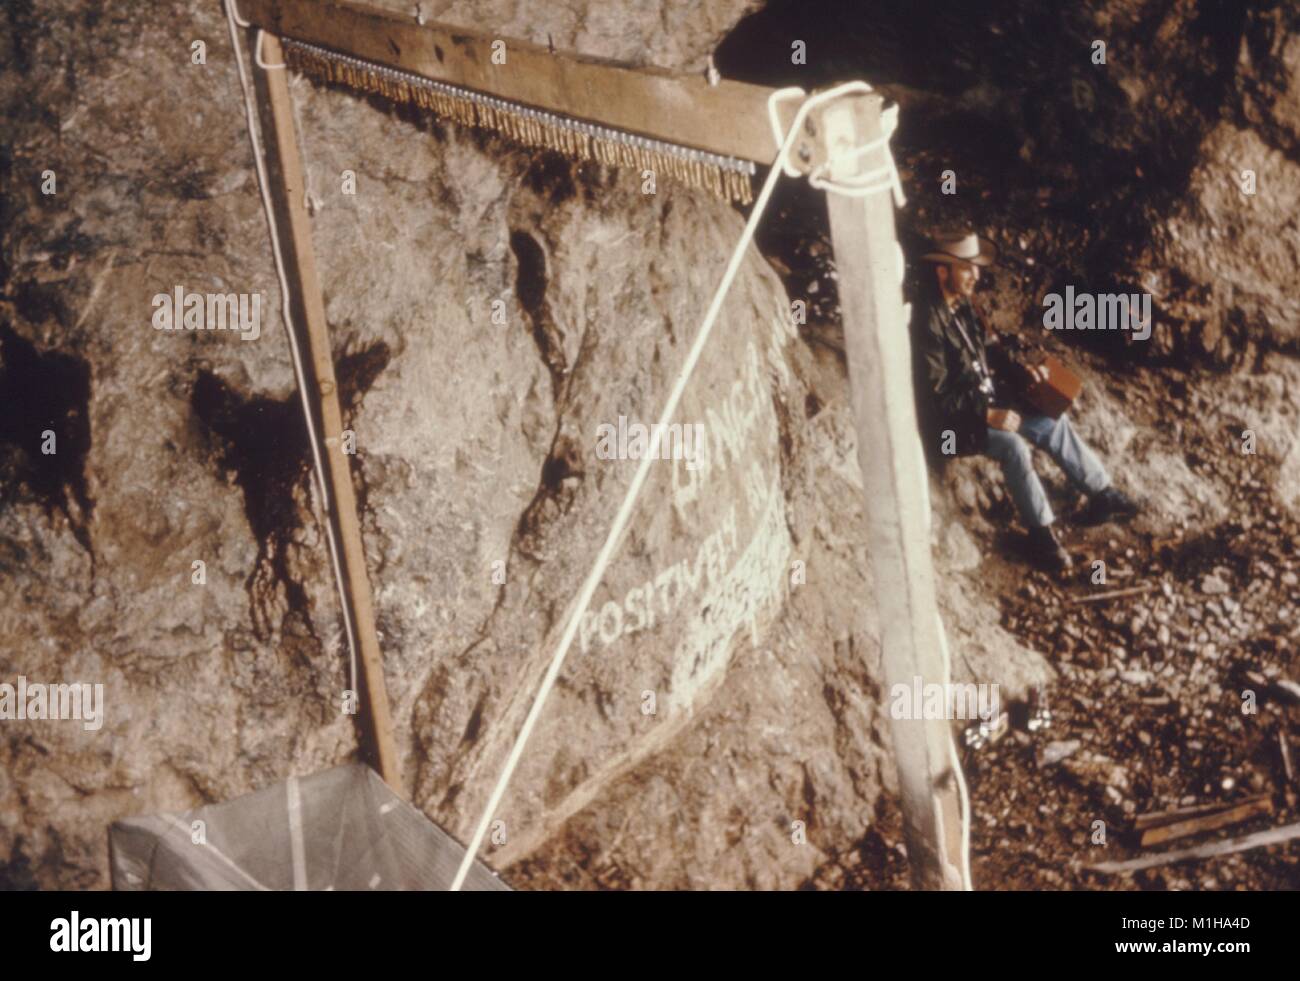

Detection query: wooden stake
xmin=1134 ymin=793 xmax=1269 ymax=832
xmin=1138 ymin=796 xmax=1273 ymax=848
xmin=822 ymin=93 xmax=970 ymax=890
xmin=1091 ymin=820 xmax=1300 ymax=874
xmin=251 ymin=32 xmax=404 ymax=796
xmin=1071 ymin=583 xmax=1156 ymax=604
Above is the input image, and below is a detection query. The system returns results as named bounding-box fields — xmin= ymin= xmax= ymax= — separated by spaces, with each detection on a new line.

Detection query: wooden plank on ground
xmin=239 ymin=0 xmax=787 ymax=164
xmin=1139 ymin=796 xmax=1274 ymax=848
xmin=1091 ymin=820 xmax=1300 ymax=874
xmin=251 ymin=32 xmax=404 ymax=796
xmin=1134 ymin=793 xmax=1269 ymax=832
xmin=1071 ymin=584 xmax=1156 ymax=604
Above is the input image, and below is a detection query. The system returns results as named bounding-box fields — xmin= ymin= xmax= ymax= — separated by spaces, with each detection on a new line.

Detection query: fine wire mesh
xmin=109 ymin=763 xmax=510 ymax=891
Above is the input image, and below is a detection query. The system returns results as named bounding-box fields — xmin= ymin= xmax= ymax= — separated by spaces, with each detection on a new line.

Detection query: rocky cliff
xmin=3 ymin=0 xmax=1297 ymax=891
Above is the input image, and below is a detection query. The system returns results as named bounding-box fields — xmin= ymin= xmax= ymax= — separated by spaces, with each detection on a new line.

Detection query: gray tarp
xmin=109 ymin=763 xmax=509 ymax=891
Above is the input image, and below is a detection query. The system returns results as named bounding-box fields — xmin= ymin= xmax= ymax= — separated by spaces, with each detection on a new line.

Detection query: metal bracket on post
xmin=819 ymin=91 xmax=971 ymax=890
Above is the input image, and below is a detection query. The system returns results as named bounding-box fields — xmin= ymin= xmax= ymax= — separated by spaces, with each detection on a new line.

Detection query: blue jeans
xmin=984 ymin=413 xmax=1109 ymax=528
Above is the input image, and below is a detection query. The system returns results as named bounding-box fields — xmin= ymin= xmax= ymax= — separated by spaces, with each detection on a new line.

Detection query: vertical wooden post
xmin=250 ymin=32 xmax=404 ymax=796
xmin=821 ymin=93 xmax=970 ymax=889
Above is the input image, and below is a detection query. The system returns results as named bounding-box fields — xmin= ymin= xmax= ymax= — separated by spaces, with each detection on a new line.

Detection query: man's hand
xmin=987 ymin=408 xmax=1021 ymax=432
xmin=1027 ymin=362 xmax=1050 ymax=384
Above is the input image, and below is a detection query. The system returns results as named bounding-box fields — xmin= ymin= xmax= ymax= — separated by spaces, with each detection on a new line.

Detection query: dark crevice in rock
xmin=510 ymin=230 xmax=548 ymax=318
xmin=336 ymin=340 xmax=392 ymax=415
xmin=508 ymin=228 xmax=585 ymax=560
xmin=521 ymin=153 xmax=577 ymax=207
xmin=11 ymin=281 xmax=70 ymax=334
xmin=1 ymin=0 xmax=38 ymax=75
xmin=515 ymin=428 xmax=585 ymax=562
xmin=335 ymin=338 xmax=392 ymax=525
xmin=460 ymin=692 xmax=486 ymax=745
xmin=0 ymin=320 xmax=94 ymax=557
xmin=190 ymin=370 xmax=312 ymax=642
xmin=0 ymin=841 xmax=41 ymax=890
xmin=509 ymin=229 xmax=569 ymax=391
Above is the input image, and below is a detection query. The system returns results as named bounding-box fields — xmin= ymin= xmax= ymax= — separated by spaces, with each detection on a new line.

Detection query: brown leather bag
xmin=1024 ymin=354 xmax=1082 ymax=418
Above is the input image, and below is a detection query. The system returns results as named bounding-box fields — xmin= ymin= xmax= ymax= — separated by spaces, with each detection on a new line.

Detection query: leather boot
xmin=1027 ymin=524 xmax=1072 ymax=572
xmin=1078 ymin=486 xmax=1141 ymax=525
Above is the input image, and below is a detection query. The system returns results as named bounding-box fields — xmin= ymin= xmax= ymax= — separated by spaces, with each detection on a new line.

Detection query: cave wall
xmin=0 ymin=0 xmax=961 ymax=889
xmin=15 ymin=0 xmax=1286 ymax=891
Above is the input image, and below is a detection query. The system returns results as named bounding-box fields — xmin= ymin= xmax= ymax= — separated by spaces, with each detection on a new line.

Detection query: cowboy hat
xmin=919 ymin=231 xmax=996 ymax=266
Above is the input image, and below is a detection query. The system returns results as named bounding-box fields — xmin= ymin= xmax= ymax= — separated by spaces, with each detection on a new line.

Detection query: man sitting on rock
xmin=910 ymin=231 xmax=1139 ymax=572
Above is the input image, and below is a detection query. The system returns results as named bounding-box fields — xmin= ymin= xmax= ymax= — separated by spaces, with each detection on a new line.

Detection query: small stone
xmin=1039 ymin=739 xmax=1081 ymax=766
xmin=1201 ymin=574 xmax=1230 ymax=595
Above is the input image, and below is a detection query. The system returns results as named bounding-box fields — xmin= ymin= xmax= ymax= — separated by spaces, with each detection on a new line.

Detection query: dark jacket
xmin=910 ymin=287 xmax=1031 ymax=459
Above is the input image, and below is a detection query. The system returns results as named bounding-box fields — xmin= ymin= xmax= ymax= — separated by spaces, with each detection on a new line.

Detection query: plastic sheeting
xmin=109 ymin=763 xmax=510 ymax=891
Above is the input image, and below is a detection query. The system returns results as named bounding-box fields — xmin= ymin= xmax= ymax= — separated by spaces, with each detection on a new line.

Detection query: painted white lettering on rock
xmin=669 ymin=476 xmax=791 ymax=709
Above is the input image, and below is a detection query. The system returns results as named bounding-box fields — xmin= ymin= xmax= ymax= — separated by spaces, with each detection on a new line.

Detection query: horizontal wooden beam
xmin=239 ymin=0 xmax=790 ymax=165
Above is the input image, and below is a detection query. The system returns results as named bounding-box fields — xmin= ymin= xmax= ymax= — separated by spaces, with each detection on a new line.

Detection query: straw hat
xmin=918 ymin=231 xmax=996 ymax=266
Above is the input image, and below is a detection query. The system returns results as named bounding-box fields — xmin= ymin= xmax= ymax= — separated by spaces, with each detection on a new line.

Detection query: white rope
xmin=810 ymin=103 xmax=906 ymax=205
xmin=449 ymin=80 xmax=903 ymax=891
xmin=223 ymin=0 xmax=358 ymax=696
xmin=255 ymin=29 xmax=287 ymax=70
xmin=763 ymin=84 xmax=905 ymax=207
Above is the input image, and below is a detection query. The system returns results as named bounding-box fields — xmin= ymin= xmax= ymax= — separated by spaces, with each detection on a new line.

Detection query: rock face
xmin=5 ymin=0 xmax=1295 ymax=893
xmin=1 ymin=0 xmax=977 ymax=890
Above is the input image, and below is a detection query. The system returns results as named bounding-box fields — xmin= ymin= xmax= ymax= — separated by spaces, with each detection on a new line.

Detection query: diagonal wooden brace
xmin=250 ymin=31 xmax=404 ymax=796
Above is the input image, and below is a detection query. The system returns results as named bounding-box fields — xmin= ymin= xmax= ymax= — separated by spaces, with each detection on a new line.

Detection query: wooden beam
xmin=239 ymin=0 xmax=788 ymax=165
xmin=1091 ymin=820 xmax=1300 ymax=874
xmin=1139 ymin=796 xmax=1274 ymax=848
xmin=821 ymin=93 xmax=970 ymax=890
xmin=1071 ymin=583 xmax=1156 ymax=604
xmin=1133 ymin=794 xmax=1268 ymax=832
xmin=251 ymin=32 xmax=404 ymax=796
